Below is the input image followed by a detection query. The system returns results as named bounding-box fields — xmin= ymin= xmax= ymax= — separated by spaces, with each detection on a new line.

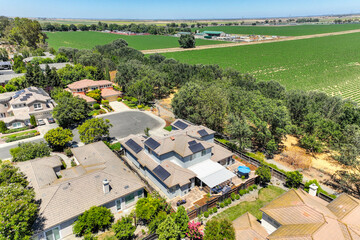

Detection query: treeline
xmin=42 ymin=21 xmax=191 ymax=35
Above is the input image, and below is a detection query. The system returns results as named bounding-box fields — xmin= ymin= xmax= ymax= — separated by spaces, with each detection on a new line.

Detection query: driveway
xmin=72 ymin=111 xmax=165 ymax=143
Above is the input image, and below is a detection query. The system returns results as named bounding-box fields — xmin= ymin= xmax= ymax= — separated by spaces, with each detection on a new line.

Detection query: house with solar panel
xmin=0 ymin=87 xmax=56 ymax=129
xmin=120 ymin=119 xmax=236 ymax=199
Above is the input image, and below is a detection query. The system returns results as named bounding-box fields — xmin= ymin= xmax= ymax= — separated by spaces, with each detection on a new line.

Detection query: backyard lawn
xmin=215 ymin=185 xmax=285 ymax=221
xmin=46 ymin=31 xmax=225 ymax=50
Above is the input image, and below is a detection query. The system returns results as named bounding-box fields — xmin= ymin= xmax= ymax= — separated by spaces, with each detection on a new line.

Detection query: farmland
xmin=46 ymin=31 xmax=224 ymax=50
xmin=161 ymin=32 xmax=360 ymax=102
xmin=193 ymin=24 xmax=360 ymax=36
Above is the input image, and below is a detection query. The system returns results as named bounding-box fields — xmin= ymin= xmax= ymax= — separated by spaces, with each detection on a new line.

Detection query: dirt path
xmin=142 ymin=28 xmax=360 ymax=54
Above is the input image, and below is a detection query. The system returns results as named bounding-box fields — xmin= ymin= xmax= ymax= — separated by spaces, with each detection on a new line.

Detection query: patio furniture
xmin=176 ymin=199 xmax=186 ymax=206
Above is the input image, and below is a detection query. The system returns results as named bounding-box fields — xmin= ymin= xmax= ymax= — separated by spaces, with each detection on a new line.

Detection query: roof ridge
xmin=39 ymin=184 xmax=61 ymax=215
xmin=247 ymin=212 xmax=253 ymax=229
xmin=293 ymin=189 xmax=306 ymax=204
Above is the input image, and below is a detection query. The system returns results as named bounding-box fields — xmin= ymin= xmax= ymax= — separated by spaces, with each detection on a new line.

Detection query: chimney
xmin=103 ymin=179 xmax=110 ymax=194
xmin=170 ymin=136 xmax=175 ymax=141
xmin=309 ymin=183 xmax=318 ymax=197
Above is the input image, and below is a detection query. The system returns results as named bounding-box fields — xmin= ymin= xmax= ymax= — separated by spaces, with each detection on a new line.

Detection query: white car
xmin=37 ymin=119 xmax=45 ymax=126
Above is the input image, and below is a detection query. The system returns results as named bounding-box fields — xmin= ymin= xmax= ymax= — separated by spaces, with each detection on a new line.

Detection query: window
xmin=0 ymin=113 xmax=5 ymax=118
xmin=189 ymin=155 xmax=193 ymax=161
xmin=201 ymin=149 xmax=206 ymax=156
xmin=34 ymin=103 xmax=42 ymax=109
xmin=4 ymin=103 xmax=7 ymax=107
xmin=45 ymin=226 xmax=60 ymax=240
xmin=12 ymin=122 xmax=22 ymax=128
xmin=115 ymin=199 xmax=122 ymax=211
xmin=137 ymin=189 xmax=143 ymax=198
xmin=125 ymin=193 xmax=135 ymax=205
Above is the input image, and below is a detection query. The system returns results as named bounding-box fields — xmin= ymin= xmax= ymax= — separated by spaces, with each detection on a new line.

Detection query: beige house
xmin=233 ymin=187 xmax=360 ymax=239
xmin=17 ymin=141 xmax=145 ymax=240
xmin=0 ymin=87 xmax=55 ymax=129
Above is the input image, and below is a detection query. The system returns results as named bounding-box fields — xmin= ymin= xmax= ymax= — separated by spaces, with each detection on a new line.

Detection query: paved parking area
xmin=72 ymin=111 xmax=165 ymax=143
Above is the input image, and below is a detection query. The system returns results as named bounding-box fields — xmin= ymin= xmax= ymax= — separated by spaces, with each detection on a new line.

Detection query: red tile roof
xmin=68 ymin=79 xmax=113 ymax=89
xmin=101 ymin=88 xmax=121 ymax=97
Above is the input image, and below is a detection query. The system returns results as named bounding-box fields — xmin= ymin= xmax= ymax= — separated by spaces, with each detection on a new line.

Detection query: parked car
xmin=37 ymin=119 xmax=45 ymax=126
xmin=47 ymin=117 xmax=55 ymax=124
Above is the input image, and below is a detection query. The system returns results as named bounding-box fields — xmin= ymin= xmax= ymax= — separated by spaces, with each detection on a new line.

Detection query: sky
xmin=1 ymin=0 xmax=360 ymax=20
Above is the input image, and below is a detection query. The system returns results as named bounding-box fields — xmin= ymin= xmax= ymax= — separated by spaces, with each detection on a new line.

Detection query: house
xmin=120 ymin=119 xmax=236 ymax=199
xmin=0 ymin=72 xmax=24 ymax=86
xmin=67 ymin=79 xmax=121 ymax=102
xmin=0 ymin=87 xmax=55 ymax=129
xmin=18 ymin=141 xmax=145 ymax=240
xmin=0 ymin=61 xmax=11 ymax=70
xmin=233 ymin=185 xmax=360 ymax=239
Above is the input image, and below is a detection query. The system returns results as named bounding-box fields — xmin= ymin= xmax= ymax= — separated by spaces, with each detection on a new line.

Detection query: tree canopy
xmin=44 ymin=127 xmax=74 ymax=151
xmin=77 ymin=118 xmax=112 ymax=144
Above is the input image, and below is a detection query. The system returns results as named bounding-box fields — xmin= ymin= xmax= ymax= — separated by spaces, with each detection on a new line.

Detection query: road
xmin=0 ymin=111 xmax=164 ymax=160
xmin=141 ymin=28 xmax=360 ymax=54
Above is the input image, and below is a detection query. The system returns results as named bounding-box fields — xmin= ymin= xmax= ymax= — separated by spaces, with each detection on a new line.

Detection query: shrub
xmin=99 ymin=109 xmax=106 ymax=114
xmin=208 ymin=208 xmax=213 ymax=215
xmin=245 ymin=189 xmax=250 ymax=194
xmin=255 ymin=165 xmax=271 ymax=185
xmin=212 ymin=207 xmax=218 ymax=213
xmin=253 ymin=185 xmax=258 ymax=190
xmin=204 ymin=211 xmax=209 ymax=218
xmin=93 ymin=103 xmax=100 ymax=109
xmin=61 ymin=159 xmax=67 ymax=169
xmin=227 ymin=198 xmax=232 ymax=205
xmin=10 ymin=142 xmax=51 ymax=162
xmin=112 ymin=216 xmax=136 ymax=240
xmin=204 ymin=218 xmax=235 ymax=240
xmin=101 ymin=100 xmax=109 ymax=105
xmin=64 ymin=148 xmax=73 ymax=157
xmin=241 ymin=175 xmax=245 ymax=179
xmin=117 ymin=97 xmax=122 ymax=102
xmin=239 ymin=189 xmax=245 ymax=196
xmin=248 ymin=186 xmax=253 ymax=191
xmin=0 ymin=121 xmax=8 ymax=133
xmin=235 ymin=194 xmax=240 ymax=200
xmin=73 ymin=206 xmax=114 ymax=236
xmin=219 ymin=202 xmax=225 ymax=208
xmin=71 ymin=159 xmax=76 ymax=167
xmin=231 ymin=193 xmax=236 ymax=201
xmin=286 ymin=171 xmax=303 ymax=188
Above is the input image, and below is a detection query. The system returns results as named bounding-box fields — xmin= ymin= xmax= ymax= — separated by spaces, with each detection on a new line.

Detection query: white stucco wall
xmin=261 ymin=213 xmax=280 ymax=235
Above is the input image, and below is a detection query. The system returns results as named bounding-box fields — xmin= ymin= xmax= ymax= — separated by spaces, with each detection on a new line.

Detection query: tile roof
xmin=259 ymin=189 xmax=360 ymax=240
xmin=101 ymin=88 xmax=121 ymax=97
xmin=233 ymin=213 xmax=268 ymax=240
xmin=68 ymin=79 xmax=113 ymax=89
xmin=17 ymin=142 xmax=144 ymax=231
xmin=73 ymin=93 xmax=97 ymax=103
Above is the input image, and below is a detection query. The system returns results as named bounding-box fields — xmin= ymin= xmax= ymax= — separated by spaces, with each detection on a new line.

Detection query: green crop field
xmin=192 ymin=24 xmax=360 ymax=36
xmin=46 ymin=31 xmax=224 ymax=50
xmin=161 ymin=33 xmax=360 ymax=103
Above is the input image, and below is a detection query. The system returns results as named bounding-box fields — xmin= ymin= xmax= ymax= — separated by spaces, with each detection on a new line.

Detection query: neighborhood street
xmin=0 ymin=111 xmax=165 ymax=160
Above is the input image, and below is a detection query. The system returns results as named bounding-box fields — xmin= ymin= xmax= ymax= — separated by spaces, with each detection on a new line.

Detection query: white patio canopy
xmin=188 ymin=159 xmax=236 ymax=188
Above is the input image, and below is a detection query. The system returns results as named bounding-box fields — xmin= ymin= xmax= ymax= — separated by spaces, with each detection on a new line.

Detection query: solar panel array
xmin=28 ymin=87 xmax=48 ymax=97
xmin=20 ymin=93 xmax=33 ymax=102
xmin=188 ymin=140 xmax=197 ymax=146
xmin=13 ymin=90 xmax=25 ymax=99
xmin=144 ymin=137 xmax=160 ymax=150
xmin=189 ymin=143 xmax=205 ymax=153
xmin=198 ymin=129 xmax=208 ymax=137
xmin=153 ymin=165 xmax=171 ymax=181
xmin=173 ymin=120 xmax=188 ymax=130
xmin=125 ymin=139 xmax=143 ymax=153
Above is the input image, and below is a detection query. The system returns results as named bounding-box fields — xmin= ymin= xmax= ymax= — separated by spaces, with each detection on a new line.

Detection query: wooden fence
xmin=142 ymin=233 xmax=158 ymax=240
xmin=187 ymin=177 xmax=258 ymax=220
xmin=214 ymin=139 xmax=334 ymax=203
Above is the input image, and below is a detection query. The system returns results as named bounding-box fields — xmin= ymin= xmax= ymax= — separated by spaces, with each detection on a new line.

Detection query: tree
xmin=6 ymin=17 xmax=46 ymax=48
xmin=112 ymin=216 xmax=136 ymax=240
xmin=186 ymin=221 xmax=203 ymax=240
xmin=135 ymin=193 xmax=167 ymax=222
xmin=299 ymin=135 xmax=323 ymax=153
xmin=0 ymin=120 xmax=8 ymax=133
xmin=0 ymin=48 xmax=8 ymax=61
xmin=73 ymin=206 xmax=114 ymax=236
xmin=178 ymin=35 xmax=196 ymax=48
xmin=255 ymin=165 xmax=271 ymax=185
xmin=0 ymin=163 xmax=38 ymax=239
xmin=203 ymin=218 xmax=235 ymax=240
xmin=86 ymin=89 xmax=101 ymax=102
xmin=156 ymin=216 xmax=181 ymax=240
xmin=30 ymin=115 xmax=37 ymax=127
xmin=44 ymin=127 xmax=73 ymax=151
xmin=77 ymin=118 xmax=112 ymax=144
xmin=10 ymin=141 xmax=51 ymax=162
xmin=52 ymin=95 xmax=91 ymax=128
xmin=285 ymin=171 xmax=303 ymax=188
xmin=148 ymin=211 xmax=167 ymax=233
xmin=226 ymin=114 xmax=252 ymax=151
xmin=127 ymin=78 xmax=153 ymax=105
xmin=174 ymin=206 xmax=189 ymax=238
xmin=12 ymin=55 xmax=26 ymax=73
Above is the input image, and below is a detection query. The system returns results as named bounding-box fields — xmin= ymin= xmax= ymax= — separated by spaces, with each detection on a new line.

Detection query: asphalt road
xmin=0 ymin=111 xmax=164 ymax=160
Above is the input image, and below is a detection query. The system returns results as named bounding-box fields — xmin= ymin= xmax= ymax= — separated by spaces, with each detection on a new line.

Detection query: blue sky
xmin=1 ymin=0 xmax=360 ymax=19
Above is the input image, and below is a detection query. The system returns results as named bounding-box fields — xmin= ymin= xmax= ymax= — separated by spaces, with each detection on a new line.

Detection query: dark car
xmin=47 ymin=117 xmax=55 ymax=124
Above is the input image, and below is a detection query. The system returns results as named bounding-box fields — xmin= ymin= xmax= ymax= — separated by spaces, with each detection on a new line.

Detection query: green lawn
xmin=46 ymin=31 xmax=225 ymax=50
xmin=193 ymin=24 xmax=360 ymax=36
xmin=215 ymin=186 xmax=286 ymax=221
xmin=161 ymin=32 xmax=360 ymax=103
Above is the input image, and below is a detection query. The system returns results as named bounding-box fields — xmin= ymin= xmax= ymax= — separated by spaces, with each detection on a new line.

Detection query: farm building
xmin=202 ymin=31 xmax=226 ymax=38
xmin=174 ymin=32 xmax=192 ymax=37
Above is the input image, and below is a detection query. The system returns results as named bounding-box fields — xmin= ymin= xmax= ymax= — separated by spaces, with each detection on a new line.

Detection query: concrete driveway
xmin=72 ymin=111 xmax=165 ymax=143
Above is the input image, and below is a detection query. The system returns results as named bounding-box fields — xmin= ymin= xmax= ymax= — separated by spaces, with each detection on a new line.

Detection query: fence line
xmin=214 ymin=139 xmax=333 ymax=203
xmin=142 ymin=233 xmax=157 ymax=240
xmin=187 ymin=177 xmax=258 ymax=220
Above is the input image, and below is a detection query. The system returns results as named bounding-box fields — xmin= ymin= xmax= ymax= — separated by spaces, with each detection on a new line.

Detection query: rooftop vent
xmin=103 ymin=179 xmax=110 ymax=194
xmin=170 ymin=136 xmax=175 ymax=141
